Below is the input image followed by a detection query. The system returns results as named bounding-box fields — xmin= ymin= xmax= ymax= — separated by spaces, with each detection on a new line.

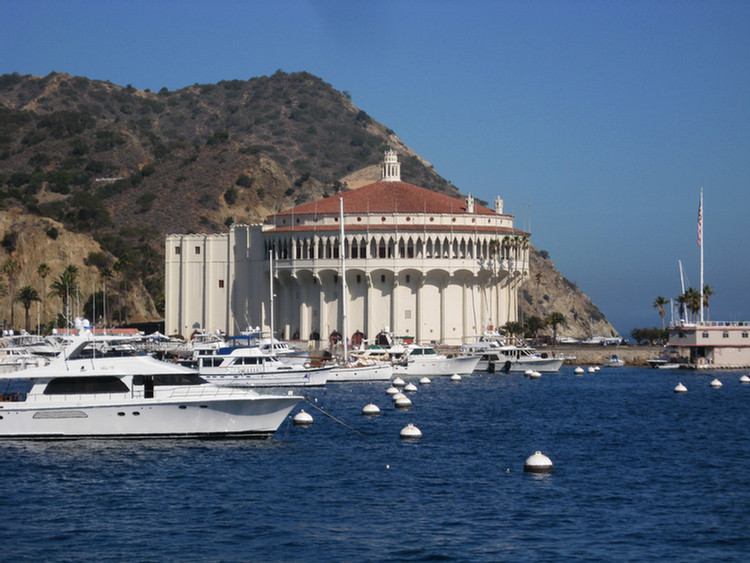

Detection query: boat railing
xmin=670 ymin=320 xmax=750 ymax=328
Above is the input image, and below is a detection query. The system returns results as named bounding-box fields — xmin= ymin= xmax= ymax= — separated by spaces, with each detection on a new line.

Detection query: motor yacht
xmin=0 ymin=334 xmax=301 ymax=439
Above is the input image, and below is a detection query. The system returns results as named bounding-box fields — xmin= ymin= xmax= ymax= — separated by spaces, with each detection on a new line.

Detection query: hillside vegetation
xmin=0 ymin=70 xmax=617 ymax=339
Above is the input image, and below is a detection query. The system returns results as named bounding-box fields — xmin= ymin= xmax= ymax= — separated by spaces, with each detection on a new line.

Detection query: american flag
xmin=698 ymin=194 xmax=703 ymax=247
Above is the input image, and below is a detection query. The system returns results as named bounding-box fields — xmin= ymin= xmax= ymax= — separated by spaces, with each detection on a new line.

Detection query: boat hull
xmin=201 ymin=367 xmax=329 ymax=387
xmin=0 ymin=396 xmax=301 ymax=439
xmin=327 ymin=362 xmax=393 ymax=382
xmin=479 ymin=356 xmax=564 ymax=373
xmin=393 ymin=355 xmax=480 ymax=376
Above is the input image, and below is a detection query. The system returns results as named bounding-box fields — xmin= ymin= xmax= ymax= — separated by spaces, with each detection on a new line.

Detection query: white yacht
xmin=198 ymin=346 xmax=329 ymax=387
xmin=0 ymin=335 xmax=301 ymax=439
xmin=460 ymin=332 xmax=564 ymax=373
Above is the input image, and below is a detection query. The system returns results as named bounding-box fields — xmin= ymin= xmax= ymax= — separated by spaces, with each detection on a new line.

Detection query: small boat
xmin=603 ymin=354 xmax=625 ymax=367
xmin=0 ymin=334 xmax=301 ymax=439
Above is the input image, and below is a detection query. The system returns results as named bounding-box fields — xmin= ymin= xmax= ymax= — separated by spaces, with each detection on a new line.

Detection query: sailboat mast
xmin=269 ymin=246 xmax=274 ymax=344
xmin=340 ymin=197 xmax=348 ymax=363
xmin=699 ymin=188 xmax=704 ymax=324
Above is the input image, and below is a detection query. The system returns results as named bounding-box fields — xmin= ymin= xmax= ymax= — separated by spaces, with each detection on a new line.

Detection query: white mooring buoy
xmin=293 ymin=409 xmax=314 ymax=426
xmin=587 ymin=366 xmax=596 ymax=373
xmin=385 ymin=386 xmax=399 ymax=395
xmin=710 ymin=378 xmax=723 ymax=388
xmin=574 ymin=367 xmax=584 ymax=375
xmin=740 ymin=375 xmax=750 ymax=384
xmin=524 ymin=369 xmax=535 ymax=378
xmin=391 ymin=392 xmax=406 ymax=402
xmin=419 ymin=376 xmax=431 ymax=385
xmin=399 ymin=423 xmax=422 ymax=439
xmin=392 ymin=377 xmax=406 ymax=388
xmin=450 ymin=373 xmax=462 ymax=382
xmin=528 ymin=370 xmax=541 ymax=379
xmin=394 ymin=396 xmax=412 ymax=409
xmin=362 ymin=403 xmax=381 ymax=416
xmin=524 ymin=451 xmax=554 ymax=473
xmin=674 ymin=382 xmax=688 ymax=393
xmin=404 ymin=382 xmax=418 ymax=393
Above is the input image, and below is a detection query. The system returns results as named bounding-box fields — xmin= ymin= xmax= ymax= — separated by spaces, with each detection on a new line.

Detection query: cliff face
xmin=1 ymin=71 xmax=618 ymax=336
xmin=519 ymin=247 xmax=619 ymax=340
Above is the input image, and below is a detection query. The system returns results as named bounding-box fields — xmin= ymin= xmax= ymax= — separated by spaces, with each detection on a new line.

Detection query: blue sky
xmin=3 ymin=0 xmax=749 ymax=337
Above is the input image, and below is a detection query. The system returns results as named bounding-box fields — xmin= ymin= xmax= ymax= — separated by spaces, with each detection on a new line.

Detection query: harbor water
xmin=2 ymin=366 xmax=749 ymax=562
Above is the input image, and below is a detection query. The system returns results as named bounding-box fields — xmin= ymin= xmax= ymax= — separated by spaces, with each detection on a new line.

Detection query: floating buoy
xmin=362 ymin=403 xmax=381 ymax=416
xmin=524 ymin=451 xmax=553 ymax=473
xmin=587 ymin=366 xmax=596 ymax=373
xmin=710 ymin=378 xmax=722 ymax=388
xmin=594 ymin=366 xmax=601 ymax=372
xmin=385 ymin=386 xmax=399 ymax=395
xmin=293 ymin=409 xmax=313 ymax=426
xmin=740 ymin=375 xmax=750 ymax=384
xmin=574 ymin=367 xmax=584 ymax=375
xmin=393 ymin=377 xmax=406 ymax=388
xmin=524 ymin=369 xmax=535 ymax=378
xmin=404 ymin=382 xmax=418 ymax=393
xmin=391 ymin=392 xmax=406 ymax=402
xmin=394 ymin=396 xmax=412 ymax=409
xmin=450 ymin=373 xmax=462 ymax=382
xmin=419 ymin=377 xmax=431 ymax=384
xmin=674 ymin=382 xmax=688 ymax=393
xmin=399 ymin=423 xmax=422 ymax=439
xmin=529 ymin=370 xmax=541 ymax=379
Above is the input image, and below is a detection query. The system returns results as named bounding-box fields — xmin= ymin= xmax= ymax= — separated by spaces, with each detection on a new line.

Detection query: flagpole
xmin=699 ymin=188 xmax=704 ymax=324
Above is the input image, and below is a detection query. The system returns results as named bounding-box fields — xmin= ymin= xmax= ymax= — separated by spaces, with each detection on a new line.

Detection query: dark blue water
xmin=2 ymin=367 xmax=749 ymax=562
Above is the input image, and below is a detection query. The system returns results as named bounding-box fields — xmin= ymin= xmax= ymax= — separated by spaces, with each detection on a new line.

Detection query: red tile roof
xmin=273 ymin=181 xmax=501 ymax=217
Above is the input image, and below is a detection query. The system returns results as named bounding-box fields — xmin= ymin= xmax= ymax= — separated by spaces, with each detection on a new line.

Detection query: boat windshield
xmin=133 ymin=374 xmax=206 ymax=386
xmin=44 ymin=376 xmax=130 ymax=395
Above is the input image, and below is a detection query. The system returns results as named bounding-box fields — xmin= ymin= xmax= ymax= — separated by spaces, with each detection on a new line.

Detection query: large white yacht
xmin=459 ymin=332 xmax=565 ymax=373
xmin=0 ymin=335 xmax=301 ymax=439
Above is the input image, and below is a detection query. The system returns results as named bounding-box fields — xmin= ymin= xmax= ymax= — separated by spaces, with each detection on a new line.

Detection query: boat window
xmin=44 ymin=376 xmax=129 ymax=395
xmin=133 ymin=374 xmax=206 ymax=386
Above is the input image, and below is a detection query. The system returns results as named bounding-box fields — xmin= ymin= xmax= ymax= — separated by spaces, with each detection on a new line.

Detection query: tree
xmin=49 ymin=265 xmax=79 ymax=326
xmin=502 ymin=321 xmax=524 ymax=342
xmin=16 ymin=286 xmax=40 ymax=332
xmin=524 ymin=316 xmax=547 ymax=339
xmin=702 ymin=285 xmax=714 ymax=321
xmin=37 ymin=262 xmax=50 ymax=328
xmin=2 ymin=257 xmax=21 ymax=330
xmin=653 ymin=296 xmax=668 ymax=330
xmin=545 ymin=312 xmax=567 ymax=345
xmin=681 ymin=287 xmax=701 ymax=323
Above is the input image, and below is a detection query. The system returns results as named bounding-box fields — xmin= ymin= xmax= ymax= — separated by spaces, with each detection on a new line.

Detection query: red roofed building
xmin=165 ymin=150 xmax=529 ymax=345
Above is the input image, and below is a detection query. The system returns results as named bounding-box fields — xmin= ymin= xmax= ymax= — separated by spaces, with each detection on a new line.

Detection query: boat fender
xmin=503 ymin=360 xmax=512 ymax=373
xmin=488 ymin=361 xmax=495 ymax=373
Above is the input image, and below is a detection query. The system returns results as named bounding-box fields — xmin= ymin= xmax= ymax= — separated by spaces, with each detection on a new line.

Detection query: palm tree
xmin=524 ymin=315 xmax=547 ymax=340
xmin=545 ymin=312 xmax=567 ymax=345
xmin=502 ymin=321 xmax=524 ymax=342
xmin=49 ymin=265 xmax=79 ymax=327
xmin=702 ymin=285 xmax=714 ymax=321
xmin=681 ymin=287 xmax=701 ymax=323
xmin=16 ymin=286 xmax=40 ymax=332
xmin=37 ymin=262 xmax=50 ymax=328
xmin=653 ymin=296 xmax=668 ymax=330
xmin=2 ymin=257 xmax=21 ymax=331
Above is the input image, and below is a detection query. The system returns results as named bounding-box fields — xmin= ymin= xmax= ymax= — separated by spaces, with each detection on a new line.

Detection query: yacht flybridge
xmin=0 ymin=334 xmax=301 ymax=439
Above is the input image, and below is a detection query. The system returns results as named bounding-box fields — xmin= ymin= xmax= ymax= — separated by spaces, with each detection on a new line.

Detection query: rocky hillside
xmin=0 ymin=70 xmax=617 ymax=338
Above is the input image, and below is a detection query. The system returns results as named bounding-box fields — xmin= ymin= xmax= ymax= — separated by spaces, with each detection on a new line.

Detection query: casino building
xmin=165 ymin=150 xmax=530 ymax=345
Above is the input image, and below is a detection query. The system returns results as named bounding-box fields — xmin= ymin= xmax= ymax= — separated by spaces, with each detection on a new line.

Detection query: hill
xmin=0 ymin=70 xmax=617 ymax=339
